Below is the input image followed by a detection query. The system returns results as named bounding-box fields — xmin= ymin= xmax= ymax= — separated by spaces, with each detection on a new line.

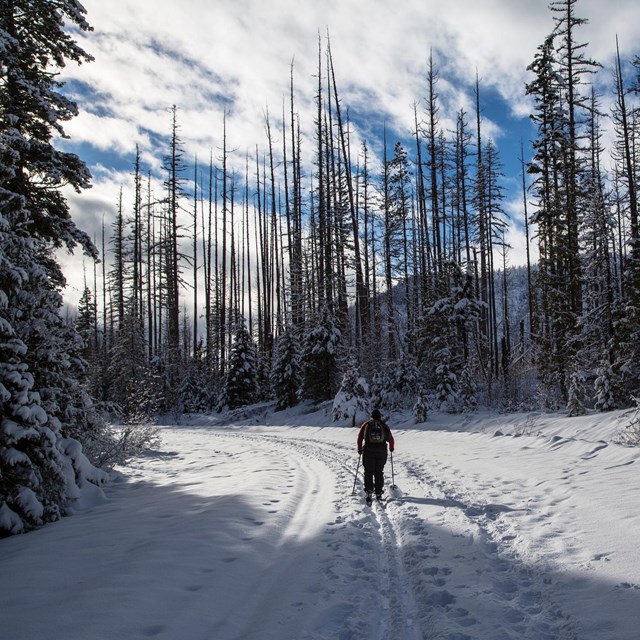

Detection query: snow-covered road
xmin=1 ymin=411 xmax=639 ymax=639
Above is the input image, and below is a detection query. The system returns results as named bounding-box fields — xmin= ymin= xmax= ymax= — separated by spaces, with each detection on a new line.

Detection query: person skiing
xmin=357 ymin=409 xmax=394 ymax=503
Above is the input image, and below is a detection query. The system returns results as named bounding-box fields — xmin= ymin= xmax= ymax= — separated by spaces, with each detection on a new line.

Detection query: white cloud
xmin=56 ymin=0 xmax=637 ymax=306
xmin=64 ymin=0 xmax=638 ymax=169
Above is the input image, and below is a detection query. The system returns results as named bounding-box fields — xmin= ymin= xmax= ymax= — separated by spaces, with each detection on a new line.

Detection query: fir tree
xmin=369 ymin=370 xmax=394 ymax=414
xmin=271 ymin=327 xmax=301 ymax=411
xmin=301 ymin=308 xmax=341 ymax=403
xmin=434 ymin=355 xmax=460 ymax=413
xmin=109 ymin=311 xmax=159 ymax=426
xmin=593 ymin=359 xmax=615 ymax=412
xmin=459 ymin=365 xmax=479 ymax=412
xmin=76 ymin=284 xmax=98 ymax=359
xmin=413 ymin=387 xmax=430 ymax=423
xmin=0 ymin=0 xmax=108 ymax=535
xmin=179 ymin=340 xmax=213 ymax=414
xmin=218 ymin=318 xmax=259 ymax=411
xmin=332 ymin=357 xmax=369 ymax=426
xmin=18 ymin=253 xmax=112 ymax=466
xmin=390 ymin=356 xmax=419 ymax=410
xmin=567 ymin=370 xmax=587 ymax=417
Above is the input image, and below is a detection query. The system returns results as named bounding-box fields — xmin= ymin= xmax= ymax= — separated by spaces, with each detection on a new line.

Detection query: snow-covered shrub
xmin=615 ymin=399 xmax=640 ymax=446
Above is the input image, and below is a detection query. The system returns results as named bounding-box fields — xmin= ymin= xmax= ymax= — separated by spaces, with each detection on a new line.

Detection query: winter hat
xmin=371 ymin=409 xmax=381 ymax=420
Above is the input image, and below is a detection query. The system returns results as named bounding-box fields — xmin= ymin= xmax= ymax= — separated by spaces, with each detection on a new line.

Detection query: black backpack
xmin=366 ymin=419 xmax=385 ymax=444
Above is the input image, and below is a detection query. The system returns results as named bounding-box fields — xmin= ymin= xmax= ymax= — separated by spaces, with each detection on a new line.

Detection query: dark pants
xmin=363 ymin=447 xmax=387 ymax=494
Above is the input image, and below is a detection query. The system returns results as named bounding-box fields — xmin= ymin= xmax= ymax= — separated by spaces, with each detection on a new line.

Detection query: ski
xmin=363 ymin=491 xmax=388 ymax=506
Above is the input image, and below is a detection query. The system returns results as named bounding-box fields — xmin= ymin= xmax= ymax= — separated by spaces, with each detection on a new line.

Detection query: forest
xmin=1 ymin=0 xmax=639 ymax=535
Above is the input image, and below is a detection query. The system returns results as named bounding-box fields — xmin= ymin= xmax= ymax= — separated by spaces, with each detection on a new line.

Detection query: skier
xmin=357 ymin=409 xmax=394 ymax=503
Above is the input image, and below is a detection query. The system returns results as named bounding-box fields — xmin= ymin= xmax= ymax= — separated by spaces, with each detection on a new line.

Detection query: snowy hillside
xmin=1 ymin=405 xmax=639 ymax=640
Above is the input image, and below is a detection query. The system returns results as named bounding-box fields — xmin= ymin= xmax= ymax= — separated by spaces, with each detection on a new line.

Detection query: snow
xmin=1 ymin=405 xmax=639 ymax=640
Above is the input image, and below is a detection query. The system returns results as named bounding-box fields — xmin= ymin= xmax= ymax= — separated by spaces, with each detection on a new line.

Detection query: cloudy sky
xmin=57 ymin=0 xmax=640 ymax=303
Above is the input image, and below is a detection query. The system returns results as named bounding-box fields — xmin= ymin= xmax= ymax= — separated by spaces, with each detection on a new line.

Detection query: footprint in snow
xmin=616 ymin=582 xmax=640 ymax=590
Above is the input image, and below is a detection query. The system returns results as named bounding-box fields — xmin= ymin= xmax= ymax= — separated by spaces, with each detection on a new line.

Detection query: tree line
xmin=84 ymin=1 xmax=639 ymax=419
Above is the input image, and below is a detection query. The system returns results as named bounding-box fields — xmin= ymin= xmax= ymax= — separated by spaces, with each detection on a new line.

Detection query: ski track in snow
xmin=2 ymin=419 xmax=639 ymax=640
xmin=163 ymin=429 xmax=578 ymax=640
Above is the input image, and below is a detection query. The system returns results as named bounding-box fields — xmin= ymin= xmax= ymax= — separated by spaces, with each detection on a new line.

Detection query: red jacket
xmin=357 ymin=418 xmax=394 ymax=452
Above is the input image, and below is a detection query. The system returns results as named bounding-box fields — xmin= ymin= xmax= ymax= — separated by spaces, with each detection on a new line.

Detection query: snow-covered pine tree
xmin=76 ymin=284 xmax=98 ymax=359
xmin=425 ymin=263 xmax=479 ymax=413
xmin=271 ymin=327 xmax=301 ymax=411
xmin=0 ymin=1 xmax=108 ymax=534
xmin=593 ymin=359 xmax=615 ymax=412
xmin=459 ymin=364 xmax=479 ymax=412
xmin=369 ymin=370 xmax=394 ymax=413
xmin=332 ymin=357 xmax=369 ymax=426
xmin=18 ymin=252 xmax=113 ymax=467
xmin=301 ymin=308 xmax=341 ymax=403
xmin=413 ymin=387 xmax=430 ymax=423
xmin=109 ymin=311 xmax=160 ymax=425
xmin=179 ymin=339 xmax=213 ymax=414
xmin=434 ymin=354 xmax=460 ymax=413
xmin=567 ymin=370 xmax=587 ymax=417
xmin=218 ymin=318 xmax=259 ymax=411
xmin=389 ymin=356 xmax=419 ymax=410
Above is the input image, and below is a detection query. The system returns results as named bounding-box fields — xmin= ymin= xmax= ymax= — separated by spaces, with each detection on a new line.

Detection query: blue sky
xmin=57 ymin=0 xmax=640 ymax=304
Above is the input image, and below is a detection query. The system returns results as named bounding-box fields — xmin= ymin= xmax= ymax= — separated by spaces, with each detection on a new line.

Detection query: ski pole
xmin=351 ymin=453 xmax=361 ymax=495
xmin=390 ymin=451 xmax=397 ymax=489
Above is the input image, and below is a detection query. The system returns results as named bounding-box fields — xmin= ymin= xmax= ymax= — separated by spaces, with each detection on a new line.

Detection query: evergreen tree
xmin=0 ymin=0 xmax=106 ymax=535
xmin=593 ymin=359 xmax=615 ymax=412
xmin=389 ymin=356 xmax=419 ymax=410
xmin=369 ymin=370 xmax=395 ymax=414
xmin=19 ymin=253 xmax=111 ymax=465
xmin=434 ymin=356 xmax=459 ymax=413
xmin=332 ymin=357 xmax=369 ymax=426
xmin=218 ymin=318 xmax=259 ymax=410
xmin=459 ymin=365 xmax=479 ymax=412
xmin=382 ymin=140 xmax=411 ymax=360
xmin=76 ymin=284 xmax=98 ymax=359
xmin=301 ymin=307 xmax=341 ymax=403
xmin=271 ymin=327 xmax=301 ymax=411
xmin=179 ymin=341 xmax=213 ymax=413
xmin=413 ymin=387 xmax=430 ymax=423
xmin=567 ymin=369 xmax=587 ymax=416
xmin=109 ymin=311 xmax=160 ymax=427
xmin=425 ymin=262 xmax=480 ymax=403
